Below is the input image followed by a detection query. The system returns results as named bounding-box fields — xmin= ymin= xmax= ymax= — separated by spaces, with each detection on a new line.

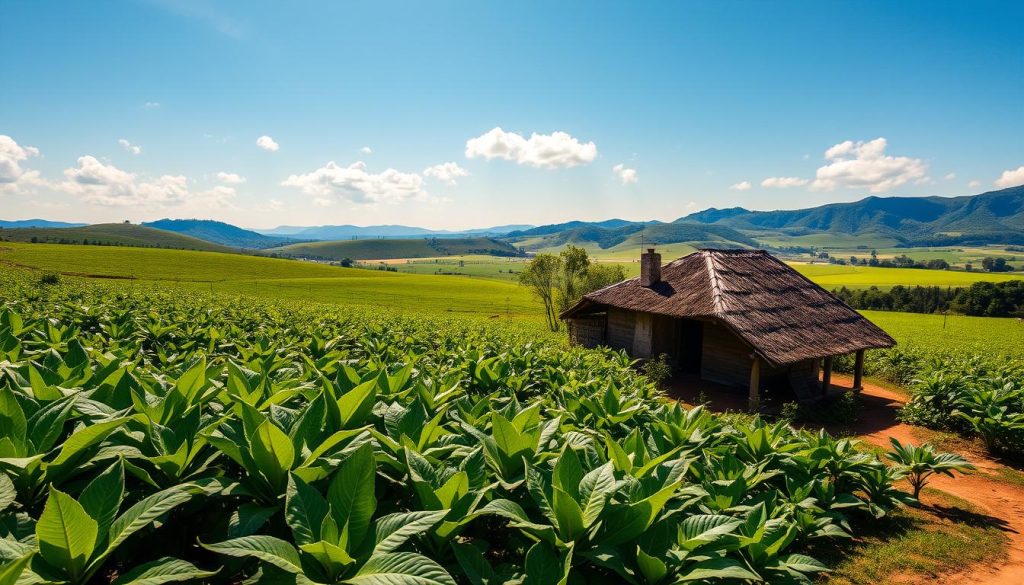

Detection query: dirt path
xmin=836 ymin=375 xmax=1024 ymax=584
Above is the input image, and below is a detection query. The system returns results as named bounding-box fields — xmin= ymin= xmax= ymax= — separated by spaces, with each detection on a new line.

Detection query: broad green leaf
xmin=780 ymin=553 xmax=829 ymax=574
xmin=551 ymin=486 xmax=585 ymax=541
xmin=679 ymin=515 xmax=742 ymax=549
xmin=450 ymin=543 xmax=494 ymax=585
xmin=298 ymin=540 xmax=355 ymax=576
xmin=251 ymin=420 xmax=296 ymax=489
xmin=201 ymin=535 xmax=303 ymax=573
xmin=344 ymin=552 xmax=455 ymax=585
xmin=36 ymin=488 xmax=98 ymax=581
xmin=522 ymin=542 xmax=572 ymax=585
xmin=174 ymin=358 xmax=207 ymax=402
xmin=0 ymin=474 xmax=15 ymax=513
xmin=106 ymin=485 xmax=193 ymax=552
xmin=79 ymin=459 xmax=125 ymax=539
xmin=111 ymin=557 xmax=218 ymax=585
xmin=678 ymin=557 xmax=760 ymax=582
xmin=0 ymin=389 xmax=26 ymax=450
xmin=338 ymin=380 xmax=376 ymax=428
xmin=286 ymin=474 xmax=329 ymax=546
xmin=327 ymin=443 xmax=376 ymax=550
xmin=636 ymin=546 xmax=667 ymax=584
xmin=47 ymin=417 xmax=130 ymax=468
xmin=372 ymin=510 xmax=447 ymax=555
xmin=578 ymin=462 xmax=615 ymax=527
xmin=0 ymin=553 xmax=32 ymax=585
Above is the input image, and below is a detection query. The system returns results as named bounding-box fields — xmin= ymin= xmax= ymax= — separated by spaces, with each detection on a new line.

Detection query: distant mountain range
xmin=679 ymin=186 xmax=1024 ymax=246
xmin=0 ymin=219 xmax=86 ymax=229
xmin=3 ymin=186 xmax=1022 ymax=253
xmin=257 ymin=223 xmax=534 ymax=240
xmin=144 ymin=219 xmax=298 ymax=249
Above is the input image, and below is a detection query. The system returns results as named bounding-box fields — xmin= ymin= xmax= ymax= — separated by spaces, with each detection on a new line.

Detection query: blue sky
xmin=1 ymin=0 xmax=1022 ymax=230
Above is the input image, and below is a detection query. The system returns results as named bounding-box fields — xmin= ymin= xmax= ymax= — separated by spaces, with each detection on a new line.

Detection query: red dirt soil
xmin=833 ymin=375 xmax=1024 ymax=585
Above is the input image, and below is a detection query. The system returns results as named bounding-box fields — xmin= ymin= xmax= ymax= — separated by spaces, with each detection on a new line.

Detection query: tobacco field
xmin=0 ymin=274 xmax=914 ymax=584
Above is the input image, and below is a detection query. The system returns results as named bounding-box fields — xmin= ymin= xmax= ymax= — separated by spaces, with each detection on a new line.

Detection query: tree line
xmin=518 ymin=245 xmax=625 ymax=331
xmin=833 ymin=280 xmax=1024 ymax=317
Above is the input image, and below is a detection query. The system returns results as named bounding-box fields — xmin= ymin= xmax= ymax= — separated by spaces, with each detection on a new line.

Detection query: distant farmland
xmin=268 ymin=236 xmax=522 ymax=260
xmin=0 ymin=223 xmax=233 ymax=252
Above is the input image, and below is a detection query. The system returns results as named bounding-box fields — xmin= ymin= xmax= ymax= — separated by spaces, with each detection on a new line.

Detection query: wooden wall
xmin=700 ymin=320 xmax=753 ymax=387
xmin=606 ymin=308 xmax=635 ymax=352
xmin=567 ymin=316 xmax=605 ymax=348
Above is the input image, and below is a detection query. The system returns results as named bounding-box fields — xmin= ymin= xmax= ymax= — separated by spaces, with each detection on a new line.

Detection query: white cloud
xmin=729 ymin=181 xmax=752 ymax=191
xmin=944 ymin=172 xmax=957 ymax=181
xmin=994 ymin=166 xmax=1024 ymax=189
xmin=0 ymin=135 xmax=43 ymax=190
xmin=282 ymin=161 xmax=426 ymax=204
xmin=313 ymin=197 xmax=332 ymax=207
xmin=143 ymin=101 xmax=161 ymax=109
xmin=60 ymin=155 xmax=234 ymax=208
xmin=423 ymin=162 xmax=469 ymax=186
xmin=360 ymin=146 xmax=372 ymax=155
xmin=118 ymin=138 xmax=142 ymax=155
xmin=612 ymin=163 xmax=638 ymax=184
xmin=968 ymin=179 xmax=981 ymax=188
xmin=465 ymin=127 xmax=597 ymax=169
xmin=810 ymin=137 xmax=927 ymax=193
xmin=216 ymin=171 xmax=246 ymax=184
xmin=256 ymin=135 xmax=279 ymax=152
xmin=761 ymin=176 xmax=809 ymax=188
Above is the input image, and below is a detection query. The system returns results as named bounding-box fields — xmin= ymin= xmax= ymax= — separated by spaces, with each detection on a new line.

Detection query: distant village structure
xmin=560 ymin=248 xmax=895 ymax=410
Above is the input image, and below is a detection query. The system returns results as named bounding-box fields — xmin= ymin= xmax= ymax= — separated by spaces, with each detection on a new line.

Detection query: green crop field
xmin=792 ymin=262 xmax=1024 ymax=289
xmin=0 ymin=242 xmax=543 ymax=322
xmin=862 ymin=310 xmax=1023 ymax=357
xmin=268 ymin=236 xmax=520 ymax=260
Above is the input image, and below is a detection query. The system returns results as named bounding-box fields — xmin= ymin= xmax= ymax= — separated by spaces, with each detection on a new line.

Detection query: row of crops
xmin=864 ymin=349 xmax=1024 ymax=455
xmin=1 ymin=274 xmax=915 ymax=584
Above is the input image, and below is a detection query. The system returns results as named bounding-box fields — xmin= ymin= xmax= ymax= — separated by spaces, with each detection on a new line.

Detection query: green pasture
xmin=268 ymin=236 xmax=518 ymax=260
xmin=0 ymin=242 xmax=543 ymax=321
xmin=861 ymin=310 xmax=1023 ymax=357
xmin=793 ymin=262 xmax=1024 ymax=289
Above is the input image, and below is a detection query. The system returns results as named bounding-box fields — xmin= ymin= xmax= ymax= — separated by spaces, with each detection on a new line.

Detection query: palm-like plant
xmin=885 ymin=438 xmax=975 ymax=500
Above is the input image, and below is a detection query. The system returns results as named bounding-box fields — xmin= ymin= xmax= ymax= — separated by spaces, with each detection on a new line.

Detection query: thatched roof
xmin=560 ymin=249 xmax=895 ymax=366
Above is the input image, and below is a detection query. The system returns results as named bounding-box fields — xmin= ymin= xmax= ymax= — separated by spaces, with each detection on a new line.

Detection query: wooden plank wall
xmin=700 ymin=321 xmax=752 ymax=387
xmin=606 ymin=308 xmax=635 ymax=352
xmin=567 ymin=316 xmax=605 ymax=348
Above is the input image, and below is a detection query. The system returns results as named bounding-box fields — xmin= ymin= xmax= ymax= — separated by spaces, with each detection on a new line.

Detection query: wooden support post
xmin=821 ymin=356 xmax=833 ymax=395
xmin=853 ymin=349 xmax=865 ymax=392
xmin=748 ymin=356 xmax=761 ymax=412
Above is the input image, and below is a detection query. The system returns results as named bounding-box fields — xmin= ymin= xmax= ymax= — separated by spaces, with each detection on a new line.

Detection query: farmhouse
xmin=560 ymin=248 xmax=895 ymax=409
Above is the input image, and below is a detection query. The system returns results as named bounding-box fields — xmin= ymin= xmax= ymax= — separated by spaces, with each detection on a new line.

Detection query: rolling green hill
xmin=269 ymin=236 xmax=523 ymax=260
xmin=509 ymin=221 xmax=757 ymax=252
xmin=0 ymin=223 xmax=235 ymax=252
xmin=144 ymin=218 xmax=296 ymax=249
xmin=681 ymin=186 xmax=1024 ymax=245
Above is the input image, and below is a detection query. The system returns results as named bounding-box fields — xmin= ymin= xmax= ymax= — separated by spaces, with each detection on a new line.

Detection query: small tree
xmin=518 ymin=254 xmax=562 ymax=331
xmin=885 ymin=439 xmax=974 ymax=500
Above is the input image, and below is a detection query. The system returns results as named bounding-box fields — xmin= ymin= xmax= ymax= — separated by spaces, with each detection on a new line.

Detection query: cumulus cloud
xmin=256 ymin=135 xmax=279 ymax=152
xmin=612 ymin=163 xmax=638 ymax=184
xmin=216 ymin=171 xmax=246 ymax=184
xmin=0 ymin=135 xmax=43 ymax=189
xmin=968 ymin=180 xmax=981 ymax=188
xmin=60 ymin=156 xmax=234 ymax=207
xmin=465 ymin=127 xmax=597 ymax=169
xmin=423 ymin=162 xmax=469 ymax=186
xmin=360 ymin=146 xmax=372 ymax=155
xmin=729 ymin=181 xmax=752 ymax=191
xmin=944 ymin=172 xmax=957 ymax=181
xmin=118 ymin=138 xmax=142 ymax=155
xmin=994 ymin=166 xmax=1024 ymax=189
xmin=761 ymin=176 xmax=809 ymax=188
xmin=810 ymin=138 xmax=927 ymax=193
xmin=282 ymin=161 xmax=426 ymax=204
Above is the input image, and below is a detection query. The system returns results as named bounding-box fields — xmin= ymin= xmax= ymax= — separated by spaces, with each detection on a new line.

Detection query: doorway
xmin=677 ymin=319 xmax=703 ymax=374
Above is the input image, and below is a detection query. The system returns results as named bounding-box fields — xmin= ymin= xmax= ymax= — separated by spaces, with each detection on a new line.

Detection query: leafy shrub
xmin=37 ymin=272 xmax=61 ymax=286
xmin=885 ymin=439 xmax=975 ymax=500
xmin=640 ymin=352 xmax=672 ymax=389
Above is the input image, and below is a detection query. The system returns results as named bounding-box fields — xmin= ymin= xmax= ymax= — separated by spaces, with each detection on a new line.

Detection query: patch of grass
xmin=990 ymin=467 xmax=1024 ymax=489
xmin=819 ymin=488 xmax=1008 ymax=584
xmin=862 ymin=310 xmax=1024 ymax=357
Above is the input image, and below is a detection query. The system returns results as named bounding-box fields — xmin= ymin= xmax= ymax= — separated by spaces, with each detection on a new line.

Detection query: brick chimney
xmin=640 ymin=248 xmax=661 ymax=287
